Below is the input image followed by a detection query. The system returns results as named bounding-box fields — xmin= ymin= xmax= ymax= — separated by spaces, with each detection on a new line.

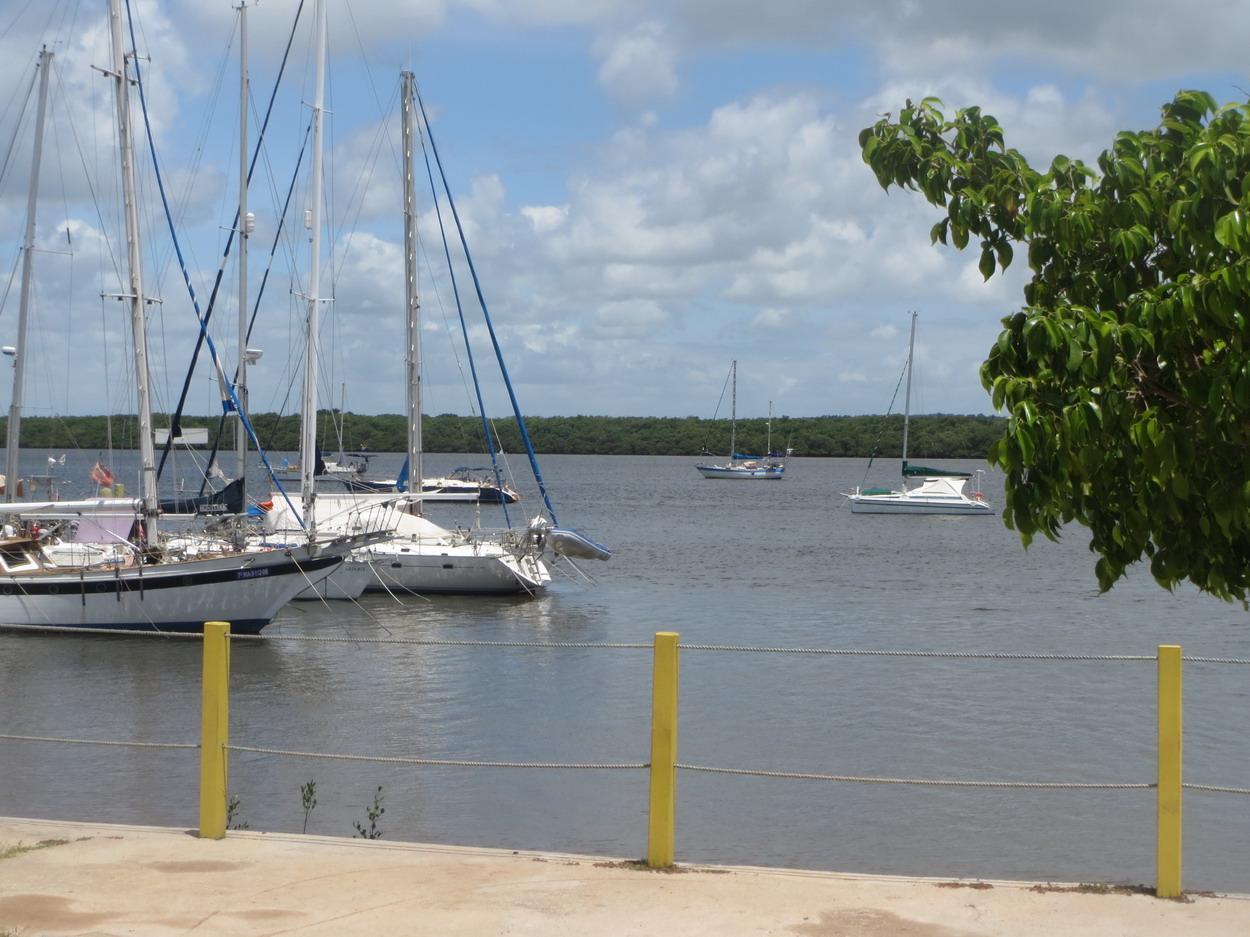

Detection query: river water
xmin=1 ymin=450 xmax=1248 ymax=892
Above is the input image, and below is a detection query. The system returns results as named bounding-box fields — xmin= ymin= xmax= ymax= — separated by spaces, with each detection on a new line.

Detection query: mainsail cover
xmin=901 ymin=461 xmax=972 ymax=478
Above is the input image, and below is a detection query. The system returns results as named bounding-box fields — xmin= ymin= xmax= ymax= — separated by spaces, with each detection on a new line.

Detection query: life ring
xmin=973 ymin=492 xmax=984 ymax=501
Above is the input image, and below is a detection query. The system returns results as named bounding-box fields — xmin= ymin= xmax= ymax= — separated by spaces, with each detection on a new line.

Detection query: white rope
xmin=0 ymin=732 xmax=196 ymax=750
xmin=675 ymin=763 xmax=1153 ymax=789
xmin=228 ymin=744 xmax=644 ymax=769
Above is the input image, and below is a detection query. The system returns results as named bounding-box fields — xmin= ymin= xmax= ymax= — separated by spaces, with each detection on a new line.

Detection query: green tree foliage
xmin=860 ymin=90 xmax=1250 ymax=601
xmin=0 ymin=412 xmax=1002 ymax=460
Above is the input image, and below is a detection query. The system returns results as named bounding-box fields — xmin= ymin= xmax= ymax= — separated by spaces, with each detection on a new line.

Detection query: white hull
xmin=362 ymin=537 xmax=549 ymax=594
xmin=0 ymin=543 xmax=343 ymax=633
xmin=421 ymin=478 xmax=518 ymax=503
xmin=293 ymin=558 xmax=374 ymax=600
xmin=847 ymin=494 xmax=993 ymax=515
xmin=695 ymin=463 xmax=785 ymax=480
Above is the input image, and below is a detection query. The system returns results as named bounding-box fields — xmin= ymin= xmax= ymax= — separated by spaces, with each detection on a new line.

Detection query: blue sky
xmin=2 ymin=0 xmax=1249 ymax=423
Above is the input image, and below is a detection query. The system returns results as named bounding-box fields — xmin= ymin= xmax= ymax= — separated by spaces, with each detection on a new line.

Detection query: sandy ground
xmin=1 ymin=816 xmax=1248 ymax=936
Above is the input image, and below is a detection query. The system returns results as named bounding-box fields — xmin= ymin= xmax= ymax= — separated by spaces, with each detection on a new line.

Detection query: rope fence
xmin=3 ymin=623 xmax=1247 ymax=896
xmin=4 ymin=734 xmax=1246 ymax=796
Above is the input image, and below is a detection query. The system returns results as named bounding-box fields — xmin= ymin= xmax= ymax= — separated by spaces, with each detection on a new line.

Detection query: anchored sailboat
xmin=695 ymin=361 xmax=790 ymax=480
xmin=843 ymin=313 xmax=993 ymax=515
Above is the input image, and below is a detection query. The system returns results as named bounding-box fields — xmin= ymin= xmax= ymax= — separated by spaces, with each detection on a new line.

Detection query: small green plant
xmin=1 ymin=840 xmax=68 ymax=861
xmin=227 ymin=794 xmax=250 ymax=831
xmin=300 ymin=780 xmax=318 ymax=834
xmin=353 ymin=786 xmax=385 ymax=840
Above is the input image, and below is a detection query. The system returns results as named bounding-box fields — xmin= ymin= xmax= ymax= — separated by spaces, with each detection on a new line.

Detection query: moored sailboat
xmin=0 ymin=0 xmax=350 ymax=633
xmin=842 ymin=313 xmax=993 ymax=515
xmin=695 ymin=362 xmax=789 ymax=480
xmin=262 ymin=67 xmax=556 ymax=595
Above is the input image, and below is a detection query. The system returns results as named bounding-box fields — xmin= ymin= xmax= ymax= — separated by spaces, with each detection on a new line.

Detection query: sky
xmin=1 ymin=0 xmax=1249 ymax=423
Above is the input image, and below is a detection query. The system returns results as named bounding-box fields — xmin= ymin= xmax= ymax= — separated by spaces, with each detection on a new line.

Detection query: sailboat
xmin=0 ymin=1 xmax=352 ymax=634
xmin=695 ymin=361 xmax=789 ymax=480
xmin=843 ymin=313 xmax=993 ymax=515
xmin=339 ymin=463 xmax=521 ymax=504
xmin=262 ymin=68 xmax=554 ymax=595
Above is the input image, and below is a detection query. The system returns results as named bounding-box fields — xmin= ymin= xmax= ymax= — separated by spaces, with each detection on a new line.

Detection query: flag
xmin=90 ymin=462 xmax=115 ymax=487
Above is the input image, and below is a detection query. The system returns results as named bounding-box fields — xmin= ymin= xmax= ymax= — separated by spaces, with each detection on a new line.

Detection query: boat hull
xmin=362 ymin=540 xmax=549 ymax=595
xmin=292 ymin=558 xmax=374 ymax=600
xmin=695 ymin=464 xmax=785 ymax=480
xmin=0 ymin=549 xmax=343 ymax=634
xmin=421 ymin=480 xmax=518 ymax=503
xmin=847 ymin=495 xmax=993 ymax=515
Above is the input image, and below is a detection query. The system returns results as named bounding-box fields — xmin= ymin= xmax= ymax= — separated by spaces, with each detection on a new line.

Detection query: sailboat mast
xmin=6 ymin=47 xmax=52 ymax=503
xmin=401 ymin=70 xmax=423 ymax=513
xmin=107 ymin=0 xmax=159 ymax=540
xmin=300 ymin=0 xmax=328 ymax=530
xmin=235 ymin=1 xmax=251 ymax=488
xmin=900 ymin=311 xmax=917 ymax=473
xmin=729 ymin=359 xmax=737 ymax=458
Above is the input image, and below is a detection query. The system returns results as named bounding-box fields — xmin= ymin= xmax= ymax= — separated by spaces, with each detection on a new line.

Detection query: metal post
xmin=6 ymin=47 xmax=53 ymax=502
xmin=1157 ymin=644 xmax=1182 ymax=898
xmin=647 ymin=631 xmax=679 ymax=867
xmin=199 ymin=621 xmax=231 ymax=839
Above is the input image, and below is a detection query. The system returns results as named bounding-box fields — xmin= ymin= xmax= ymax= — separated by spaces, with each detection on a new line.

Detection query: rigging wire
xmin=414 ymin=85 xmax=557 ymax=525
xmin=121 ymin=0 xmax=305 ymax=527
xmin=147 ymin=0 xmax=307 ymax=488
xmin=859 ymin=355 xmax=910 ymax=484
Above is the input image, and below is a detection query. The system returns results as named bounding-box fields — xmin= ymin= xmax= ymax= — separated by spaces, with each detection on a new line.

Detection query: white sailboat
xmin=0 ymin=0 xmax=349 ymax=634
xmin=264 ymin=69 xmax=551 ymax=595
xmin=695 ymin=361 xmax=789 ymax=480
xmin=843 ymin=313 xmax=993 ymax=515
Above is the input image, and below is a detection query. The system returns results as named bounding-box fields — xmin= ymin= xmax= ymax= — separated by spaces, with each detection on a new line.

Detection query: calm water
xmin=2 ymin=451 xmax=1249 ymax=892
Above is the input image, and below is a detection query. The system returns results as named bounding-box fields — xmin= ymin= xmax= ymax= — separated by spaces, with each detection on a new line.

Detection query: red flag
xmin=90 ymin=462 xmax=115 ymax=487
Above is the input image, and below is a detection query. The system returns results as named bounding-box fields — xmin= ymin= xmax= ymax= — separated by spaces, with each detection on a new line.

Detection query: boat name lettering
xmin=236 ymin=568 xmax=271 ymax=580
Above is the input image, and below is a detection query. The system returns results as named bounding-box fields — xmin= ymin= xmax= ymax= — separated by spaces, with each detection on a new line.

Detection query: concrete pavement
xmin=2 ymin=816 xmax=1248 ymax=936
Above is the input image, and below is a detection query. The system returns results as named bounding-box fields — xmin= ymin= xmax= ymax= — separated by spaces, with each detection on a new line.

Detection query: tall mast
xmin=234 ymin=1 xmax=251 ymax=488
xmin=300 ymin=0 xmax=328 ymax=531
xmin=901 ymin=311 xmax=917 ymax=473
xmin=5 ymin=47 xmax=53 ymax=503
xmin=729 ymin=360 xmax=737 ymax=459
xmin=401 ymin=70 xmax=422 ymax=513
xmin=108 ymin=0 xmax=159 ymax=540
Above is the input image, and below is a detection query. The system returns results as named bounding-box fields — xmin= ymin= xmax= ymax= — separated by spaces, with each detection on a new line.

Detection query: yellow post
xmin=1157 ymin=644 xmax=1183 ymax=898
xmin=647 ymin=631 xmax=679 ymax=868
xmin=199 ymin=621 xmax=231 ymax=839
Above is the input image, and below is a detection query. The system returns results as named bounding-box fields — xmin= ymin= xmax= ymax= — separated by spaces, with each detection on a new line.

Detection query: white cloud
xmin=592 ymin=20 xmax=679 ymax=108
xmin=589 ymin=299 xmax=669 ymax=339
xmin=4 ymin=0 xmax=1244 ymax=419
xmin=521 ymin=204 xmax=568 ymax=235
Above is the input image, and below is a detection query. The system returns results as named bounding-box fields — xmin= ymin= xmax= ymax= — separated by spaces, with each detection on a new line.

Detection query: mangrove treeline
xmin=3 ymin=412 xmax=1006 ymax=460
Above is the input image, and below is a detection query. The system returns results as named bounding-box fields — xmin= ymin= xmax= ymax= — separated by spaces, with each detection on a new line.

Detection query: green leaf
xmin=979 ymin=247 xmax=996 ymax=280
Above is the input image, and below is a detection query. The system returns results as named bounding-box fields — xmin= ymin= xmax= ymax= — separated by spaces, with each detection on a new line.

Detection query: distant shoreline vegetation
xmin=2 ymin=412 xmax=1005 ymax=460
